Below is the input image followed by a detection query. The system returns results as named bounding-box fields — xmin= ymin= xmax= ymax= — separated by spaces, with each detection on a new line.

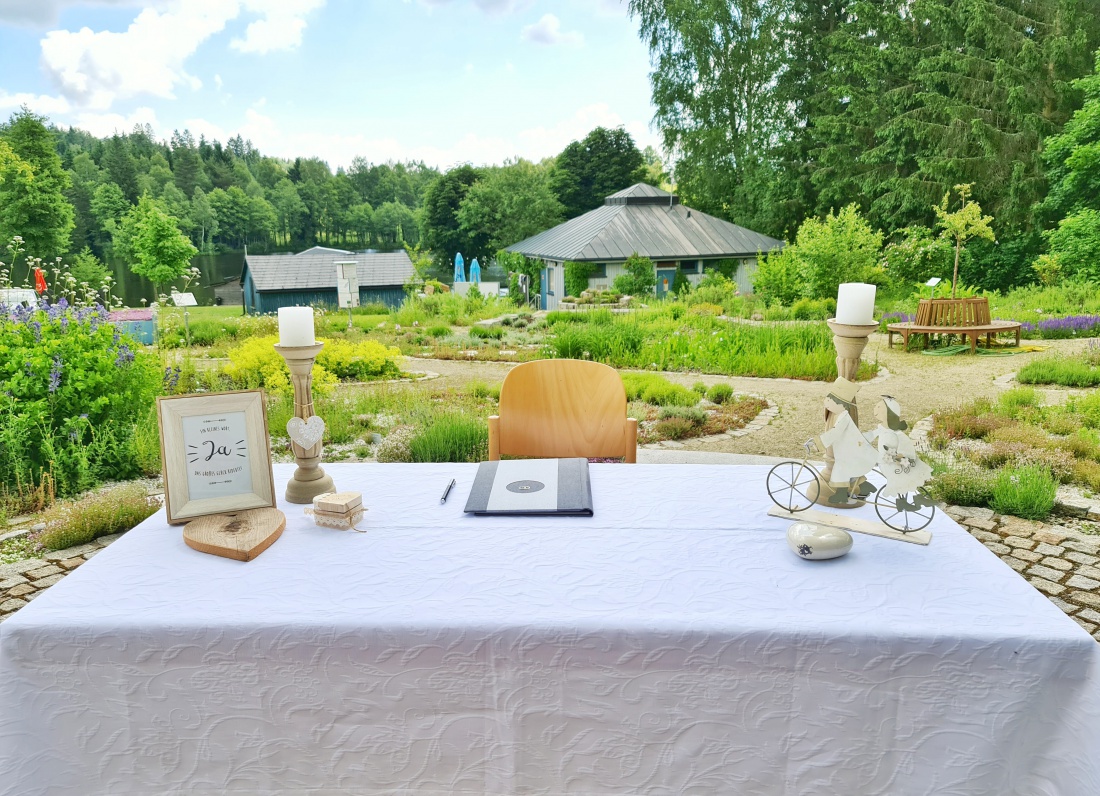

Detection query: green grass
xmin=1018 ymin=357 xmax=1100 ymax=388
xmin=990 ymin=464 xmax=1057 ymax=521
xmin=546 ymin=310 xmax=870 ymax=381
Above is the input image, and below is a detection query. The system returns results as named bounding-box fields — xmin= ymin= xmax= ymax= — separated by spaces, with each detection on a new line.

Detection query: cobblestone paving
xmin=0 ymin=535 xmax=119 ymax=620
xmin=945 ymin=506 xmax=1100 ymax=642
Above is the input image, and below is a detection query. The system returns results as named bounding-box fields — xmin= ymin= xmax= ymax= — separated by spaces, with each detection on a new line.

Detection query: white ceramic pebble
xmin=786 ymin=521 xmax=853 ymax=560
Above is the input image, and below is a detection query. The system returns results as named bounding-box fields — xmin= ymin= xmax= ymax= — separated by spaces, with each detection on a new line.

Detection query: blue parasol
xmin=469 ymin=257 xmax=481 ymax=284
xmin=453 ymin=252 xmax=466 ymax=283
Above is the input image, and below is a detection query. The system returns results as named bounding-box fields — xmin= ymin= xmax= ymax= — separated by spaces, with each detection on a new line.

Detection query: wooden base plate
xmin=768 ymin=505 xmax=932 ymax=546
xmin=183 ymin=507 xmax=286 ymax=561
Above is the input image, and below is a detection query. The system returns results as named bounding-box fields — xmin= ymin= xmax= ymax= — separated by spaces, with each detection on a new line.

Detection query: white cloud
xmin=179 ymin=101 xmax=655 ymax=171
xmin=0 ymin=0 xmax=152 ymax=27
xmin=36 ymin=1 xmax=326 ymax=111
xmin=415 ymin=0 xmax=533 ymax=15
xmin=231 ymin=0 xmax=324 ymax=54
xmin=40 ymin=3 xmax=238 ymax=109
xmin=0 ymin=90 xmax=71 ymax=115
xmin=67 ymin=105 xmax=159 ymax=137
xmin=521 ymin=14 xmax=583 ymax=47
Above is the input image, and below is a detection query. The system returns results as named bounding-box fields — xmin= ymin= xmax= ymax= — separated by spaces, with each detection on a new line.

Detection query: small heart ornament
xmin=287 ymin=415 xmax=325 ymax=449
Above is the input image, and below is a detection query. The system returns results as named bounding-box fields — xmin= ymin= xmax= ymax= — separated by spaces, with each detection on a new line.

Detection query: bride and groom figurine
xmin=816 ymin=378 xmax=932 ymax=507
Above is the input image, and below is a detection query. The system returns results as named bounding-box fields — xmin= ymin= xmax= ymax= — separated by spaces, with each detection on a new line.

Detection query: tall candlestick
xmin=835 ymin=283 xmax=876 ymax=326
xmin=278 ymin=307 xmax=315 ymax=347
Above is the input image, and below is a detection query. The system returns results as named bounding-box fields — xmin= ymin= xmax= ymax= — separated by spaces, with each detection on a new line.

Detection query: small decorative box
xmin=305 ymin=491 xmax=366 ymax=532
xmin=313 ymin=492 xmax=362 ymax=514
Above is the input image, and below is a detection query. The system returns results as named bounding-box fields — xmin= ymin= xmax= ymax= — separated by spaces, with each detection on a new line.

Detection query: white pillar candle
xmin=835 ymin=283 xmax=876 ymax=325
xmin=278 ymin=307 xmax=315 ymax=347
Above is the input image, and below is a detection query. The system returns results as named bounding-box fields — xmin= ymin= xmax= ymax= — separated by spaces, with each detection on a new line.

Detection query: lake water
xmin=109 ymin=252 xmax=244 ymax=308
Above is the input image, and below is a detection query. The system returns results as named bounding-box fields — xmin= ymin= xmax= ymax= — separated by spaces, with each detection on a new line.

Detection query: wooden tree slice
xmin=183 ymin=508 xmax=286 ymax=561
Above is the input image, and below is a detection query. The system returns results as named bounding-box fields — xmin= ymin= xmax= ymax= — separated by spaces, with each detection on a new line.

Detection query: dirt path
xmin=412 ymin=335 xmax=1089 ymax=459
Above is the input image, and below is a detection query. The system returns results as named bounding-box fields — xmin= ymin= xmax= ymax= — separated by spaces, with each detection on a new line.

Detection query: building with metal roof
xmin=241 ymin=248 xmax=414 ymax=314
xmin=505 ymin=184 xmax=783 ymax=309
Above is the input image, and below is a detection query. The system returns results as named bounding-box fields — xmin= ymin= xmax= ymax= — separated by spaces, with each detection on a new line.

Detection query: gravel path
xmin=412 ymin=335 xmax=1090 ymax=458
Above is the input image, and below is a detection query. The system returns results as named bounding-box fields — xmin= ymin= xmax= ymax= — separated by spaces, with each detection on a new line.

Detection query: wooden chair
xmin=488 ymin=359 xmax=638 ymax=462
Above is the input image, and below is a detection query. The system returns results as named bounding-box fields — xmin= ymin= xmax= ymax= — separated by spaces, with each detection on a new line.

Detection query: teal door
xmin=656 ymin=269 xmax=677 ymax=298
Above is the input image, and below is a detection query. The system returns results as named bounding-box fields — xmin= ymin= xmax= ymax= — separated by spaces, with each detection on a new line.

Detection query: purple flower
xmin=163 ymin=366 xmax=181 ymax=391
xmin=30 ymin=320 xmax=41 ymax=341
xmin=24 ymin=361 xmax=33 ymax=377
xmin=115 ymin=344 xmax=134 ymax=366
xmin=48 ymin=355 xmax=62 ymax=393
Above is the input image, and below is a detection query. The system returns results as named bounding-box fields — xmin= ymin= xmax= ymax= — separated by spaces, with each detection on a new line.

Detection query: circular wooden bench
xmin=886 ymin=297 xmax=1022 ymax=353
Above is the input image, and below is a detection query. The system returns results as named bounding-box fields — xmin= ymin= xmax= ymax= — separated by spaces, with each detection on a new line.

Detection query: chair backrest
xmin=490 ymin=359 xmax=637 ymax=461
xmin=915 ymin=297 xmax=991 ymax=327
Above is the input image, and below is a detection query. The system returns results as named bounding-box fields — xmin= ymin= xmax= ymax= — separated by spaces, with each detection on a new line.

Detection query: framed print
xmin=157 ymin=390 xmax=276 ymax=525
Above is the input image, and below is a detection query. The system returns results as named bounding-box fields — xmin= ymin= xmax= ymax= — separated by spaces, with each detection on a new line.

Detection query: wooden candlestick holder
xmin=274 ymin=342 xmax=336 ymax=504
xmin=814 ymin=319 xmax=879 ymax=508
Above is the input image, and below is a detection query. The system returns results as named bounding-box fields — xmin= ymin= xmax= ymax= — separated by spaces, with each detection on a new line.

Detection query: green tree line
xmin=0 ymin=108 xmax=663 ymax=287
xmin=629 ymin=0 xmax=1100 ymax=292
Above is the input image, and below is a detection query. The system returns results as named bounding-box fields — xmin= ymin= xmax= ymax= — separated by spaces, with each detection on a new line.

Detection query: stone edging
xmin=0 ymin=535 xmax=122 ymax=619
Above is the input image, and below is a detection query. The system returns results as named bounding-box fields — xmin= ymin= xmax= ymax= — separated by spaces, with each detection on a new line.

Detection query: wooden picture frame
xmin=157 ymin=390 xmax=276 ymax=525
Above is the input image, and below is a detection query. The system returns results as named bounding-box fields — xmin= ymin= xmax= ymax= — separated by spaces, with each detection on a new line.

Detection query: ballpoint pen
xmin=440 ymin=478 xmax=456 ymax=504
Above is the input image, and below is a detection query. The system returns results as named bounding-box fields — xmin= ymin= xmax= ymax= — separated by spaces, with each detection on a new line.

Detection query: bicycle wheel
xmin=874 ymin=490 xmax=936 ymax=533
xmin=766 ymin=461 xmax=819 ymax=513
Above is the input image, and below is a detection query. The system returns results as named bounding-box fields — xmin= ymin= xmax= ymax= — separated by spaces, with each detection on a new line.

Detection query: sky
xmin=0 ymin=0 xmax=661 ymax=171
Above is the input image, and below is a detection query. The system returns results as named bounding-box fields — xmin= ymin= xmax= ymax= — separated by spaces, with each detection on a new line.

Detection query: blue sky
xmin=0 ymin=0 xmax=660 ymax=170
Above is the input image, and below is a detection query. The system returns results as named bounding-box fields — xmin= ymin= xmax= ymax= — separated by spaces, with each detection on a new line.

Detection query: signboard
xmin=335 ymin=261 xmax=359 ymax=309
xmin=172 ymin=292 xmax=198 ymax=307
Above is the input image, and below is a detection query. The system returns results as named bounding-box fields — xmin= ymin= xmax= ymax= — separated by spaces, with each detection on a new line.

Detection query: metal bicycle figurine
xmin=766 ymin=439 xmax=937 ymax=534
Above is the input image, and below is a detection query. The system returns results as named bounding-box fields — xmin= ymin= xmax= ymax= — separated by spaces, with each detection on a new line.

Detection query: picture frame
xmin=156 ymin=390 xmax=276 ymax=525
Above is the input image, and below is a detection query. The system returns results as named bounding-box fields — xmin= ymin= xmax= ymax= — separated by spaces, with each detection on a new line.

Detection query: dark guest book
xmin=463 ymin=458 xmax=594 ymax=516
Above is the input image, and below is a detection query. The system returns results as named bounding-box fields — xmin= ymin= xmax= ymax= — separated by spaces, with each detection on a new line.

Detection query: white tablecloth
xmin=1 ymin=463 xmax=1098 ymax=795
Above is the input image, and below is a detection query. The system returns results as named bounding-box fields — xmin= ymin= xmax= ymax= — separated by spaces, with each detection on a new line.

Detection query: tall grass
xmin=546 ymin=311 xmax=873 ymax=381
xmin=408 ymin=413 xmax=488 ymax=463
xmin=1018 ymin=356 xmax=1100 ymax=388
xmin=990 ymin=464 xmax=1057 ymax=521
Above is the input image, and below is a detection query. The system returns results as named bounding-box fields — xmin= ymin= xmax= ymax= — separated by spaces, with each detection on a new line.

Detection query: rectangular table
xmin=2 ymin=463 xmax=1098 ymax=795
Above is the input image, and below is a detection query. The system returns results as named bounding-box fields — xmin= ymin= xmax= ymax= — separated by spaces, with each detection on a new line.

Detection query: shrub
xmin=223 ymin=335 xmax=337 ymax=397
xmin=1072 ymin=459 xmax=1100 ymax=491
xmin=692 ymin=381 xmax=707 ymax=395
xmin=1069 ymin=391 xmax=1100 ymax=428
xmin=654 ymin=416 xmax=695 ymax=440
xmin=612 ymin=252 xmax=656 ymax=296
xmin=469 ymin=324 xmax=504 ymax=339
xmin=932 ymin=401 xmax=1014 ymax=441
xmin=34 ymin=482 xmax=159 ymax=550
xmin=688 ymin=302 xmax=724 ymax=317
xmin=0 ymin=301 xmax=160 ymax=498
xmin=409 ymin=413 xmax=488 ymax=462
xmin=316 ymin=338 xmax=403 ymax=381
xmin=466 ymin=381 xmax=500 ymax=401
xmin=706 ymin=383 xmax=734 ymax=404
xmin=990 ymin=464 xmax=1057 ymax=520
xmin=927 ymin=465 xmax=996 ymax=507
xmin=790 ymin=297 xmax=836 ymax=320
xmin=1018 ymin=356 xmax=1100 ymax=388
xmin=987 ymin=424 xmax=1052 ymax=449
xmin=1062 ymin=429 xmax=1100 ymax=461
xmin=621 ymin=373 xmax=699 ymax=407
xmin=658 ymin=406 xmax=707 ymax=425
xmin=375 ymin=426 xmax=415 ymax=463
xmin=995 ymin=387 xmax=1041 ymax=417
xmin=427 ymin=325 xmax=451 ymax=337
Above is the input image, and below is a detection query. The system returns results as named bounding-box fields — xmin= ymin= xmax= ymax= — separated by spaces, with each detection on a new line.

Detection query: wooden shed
xmin=505 ymin=184 xmax=783 ymax=310
xmin=241 ymin=247 xmax=414 ymax=315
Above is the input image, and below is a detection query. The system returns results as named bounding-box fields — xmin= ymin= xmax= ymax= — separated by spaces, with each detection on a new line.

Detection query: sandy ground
xmin=411 ymin=334 xmax=1093 ymax=459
